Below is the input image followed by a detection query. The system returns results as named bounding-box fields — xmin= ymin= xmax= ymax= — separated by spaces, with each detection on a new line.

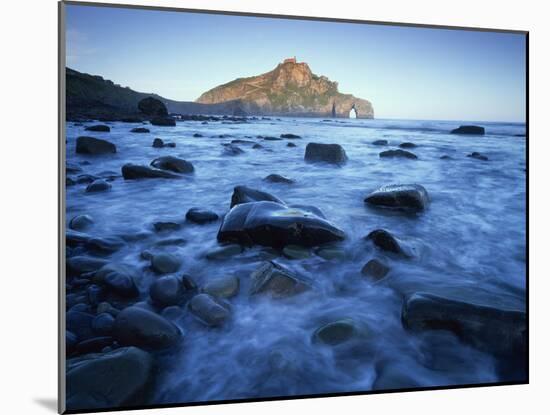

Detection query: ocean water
xmin=65 ymin=117 xmax=527 ymax=404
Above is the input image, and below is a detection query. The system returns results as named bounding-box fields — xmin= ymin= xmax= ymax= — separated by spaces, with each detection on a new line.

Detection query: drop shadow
xmin=34 ymin=398 xmax=57 ymax=413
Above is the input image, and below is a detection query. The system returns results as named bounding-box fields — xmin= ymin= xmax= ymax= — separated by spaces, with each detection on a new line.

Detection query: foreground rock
xmin=189 ymin=293 xmax=230 ymax=327
xmin=366 ymin=229 xmax=412 ymax=257
xmin=379 ymin=149 xmax=417 ymax=159
xmin=150 ymin=156 xmax=194 ymax=173
xmin=312 ymin=319 xmax=360 ymax=345
xmin=76 ymin=136 xmax=116 ymax=155
xmin=230 ymin=186 xmax=284 ymax=208
xmin=263 ymin=174 xmax=295 ymax=184
xmin=451 ymin=125 xmax=485 ymax=135
xmin=66 ymin=347 xmax=153 ymax=411
xmin=186 ymin=208 xmax=218 ymax=224
xmin=364 ymin=184 xmax=429 ymax=212
xmin=84 ymin=124 xmax=110 ymax=132
xmin=152 ymin=138 xmax=175 ymax=148
xmin=138 ymin=97 xmax=168 ymax=117
xmin=218 ymin=201 xmax=345 ymax=248
xmin=121 ymin=164 xmax=181 ymax=180
xmin=305 ymin=143 xmax=348 ymax=165
xmin=149 ymin=275 xmax=188 ymax=307
xmin=250 ymin=261 xmax=310 ymax=298
xmin=93 ymin=263 xmax=139 ymax=298
xmin=113 ymin=306 xmax=181 ymax=349
xmin=150 ymin=253 xmax=181 ymax=274
xmin=402 ymin=292 xmax=526 ymax=357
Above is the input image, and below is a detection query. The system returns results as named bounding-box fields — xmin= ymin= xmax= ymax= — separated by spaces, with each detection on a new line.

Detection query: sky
xmin=65 ymin=4 xmax=526 ymax=122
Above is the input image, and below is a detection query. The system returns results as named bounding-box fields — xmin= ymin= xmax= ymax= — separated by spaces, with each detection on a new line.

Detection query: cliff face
xmin=196 ymin=61 xmax=374 ymax=119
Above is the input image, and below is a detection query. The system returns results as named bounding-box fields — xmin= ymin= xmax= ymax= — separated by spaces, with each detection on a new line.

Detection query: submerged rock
xmin=69 ymin=214 xmax=94 ymax=231
xmin=379 ymin=149 xmax=417 ymax=159
xmin=263 ymin=174 xmax=295 ymax=184
xmin=304 ymin=142 xmax=348 ymax=165
xmin=230 ymin=186 xmax=284 ymax=208
xmin=84 ymin=124 xmax=110 ymax=132
xmin=121 ymin=164 xmax=181 ymax=180
xmin=364 ymin=184 xmax=429 ymax=212
xmin=202 ymin=275 xmax=240 ymax=299
xmin=399 ymin=142 xmax=417 ymax=148
xmin=286 ymin=142 xmax=297 ymax=148
xmin=76 ymin=136 xmax=116 ymax=155
xmin=150 ymin=156 xmax=194 ymax=173
xmin=218 ymin=201 xmax=345 ymax=248
xmin=189 ymin=293 xmax=230 ymax=327
xmin=312 ymin=319 xmax=359 ymax=345
xmin=85 ymin=179 xmax=111 ymax=193
xmin=149 ymin=275 xmax=187 ymax=306
xmin=130 ymin=127 xmax=150 ymax=133
xmin=281 ymin=133 xmax=301 ymax=139
xmin=361 ymin=259 xmax=390 ymax=280
xmin=113 ymin=306 xmax=181 ymax=349
xmin=366 ymin=229 xmax=410 ymax=256
xmin=66 ymin=347 xmax=153 ymax=411
xmin=467 ymin=152 xmax=489 ymax=161
xmin=186 ymin=208 xmax=219 ymax=224
xmin=152 ymin=138 xmax=164 ymax=148
xmin=372 ymin=139 xmax=388 ymax=146
xmin=451 ymin=125 xmax=485 ymax=135
xmin=93 ymin=263 xmax=139 ymax=298
xmin=223 ymin=144 xmax=245 ymax=156
xmin=402 ymin=292 xmax=526 ymax=357
xmin=153 ymin=221 xmax=181 ymax=232
xmin=150 ymin=253 xmax=181 ymax=274
xmin=250 ymin=261 xmax=310 ymax=298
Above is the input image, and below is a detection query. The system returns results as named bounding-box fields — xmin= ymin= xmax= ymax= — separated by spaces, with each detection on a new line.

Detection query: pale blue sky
xmin=65 ymin=4 xmax=526 ymax=122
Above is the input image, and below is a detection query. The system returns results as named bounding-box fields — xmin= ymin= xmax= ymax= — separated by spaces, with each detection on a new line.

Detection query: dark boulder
xmin=287 ymin=142 xmax=297 ymax=148
xmin=305 ymin=143 xmax=348 ymax=165
xmin=230 ymin=186 xmax=284 ymax=208
xmin=69 ymin=214 xmax=94 ymax=231
xmin=113 ymin=306 xmax=181 ymax=349
xmin=399 ymin=142 xmax=417 ymax=148
xmin=137 ymin=97 xmax=168 ymax=117
xmin=193 ymin=133 xmax=203 ymax=137
xmin=440 ymin=155 xmax=452 ymax=160
xmin=372 ymin=139 xmax=388 ymax=146
xmin=218 ymin=201 xmax=345 ymax=248
xmin=85 ymin=124 xmax=110 ymax=132
xmin=467 ymin=152 xmax=489 ymax=161
xmin=379 ymin=149 xmax=417 ymax=159
xmin=93 ymin=263 xmax=139 ymax=298
xmin=281 ymin=133 xmax=301 ymax=139
xmin=130 ymin=127 xmax=150 ymax=133
xmin=151 ymin=117 xmax=176 ymax=127
xmin=150 ymin=253 xmax=181 ymax=274
xmin=451 ymin=125 xmax=485 ymax=135
xmin=149 ymin=275 xmax=187 ymax=307
xmin=150 ymin=156 xmax=194 ymax=174
xmin=263 ymin=174 xmax=295 ymax=184
xmin=312 ymin=319 xmax=359 ymax=345
xmin=250 ymin=261 xmax=310 ymax=298
xmin=185 ymin=208 xmax=219 ymax=224
xmin=76 ymin=136 xmax=116 ymax=155
xmin=189 ymin=293 xmax=231 ymax=327
xmin=361 ymin=259 xmax=390 ymax=280
xmin=66 ymin=347 xmax=153 ymax=411
xmin=366 ymin=229 xmax=411 ymax=257
xmin=85 ymin=179 xmax=111 ymax=193
xmin=223 ymin=144 xmax=244 ymax=156
xmin=364 ymin=184 xmax=429 ymax=212
xmin=402 ymin=292 xmax=526 ymax=357
xmin=121 ymin=164 xmax=181 ymax=180
xmin=152 ymin=138 xmax=164 ymax=148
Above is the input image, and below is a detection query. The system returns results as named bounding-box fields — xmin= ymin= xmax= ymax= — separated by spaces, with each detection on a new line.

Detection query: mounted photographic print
xmin=59 ymin=1 xmax=528 ymax=413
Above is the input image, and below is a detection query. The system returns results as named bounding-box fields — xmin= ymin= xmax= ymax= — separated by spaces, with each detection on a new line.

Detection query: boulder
xmin=189 ymin=293 xmax=230 ymax=327
xmin=121 ymin=164 xmax=181 ymax=179
xmin=185 ymin=208 xmax=219 ymax=224
xmin=467 ymin=152 xmax=489 ymax=161
xmin=93 ymin=263 xmax=139 ymax=298
xmin=230 ymin=186 xmax=284 ymax=208
xmin=137 ymin=97 xmax=168 ymax=117
xmin=366 ymin=229 xmax=410 ymax=256
xmin=361 ymin=259 xmax=390 ymax=280
xmin=440 ymin=155 xmax=452 ymax=160
xmin=69 ymin=214 xmax=94 ymax=231
xmin=84 ymin=124 xmax=110 ymax=132
xmin=76 ymin=136 xmax=116 ymax=155
xmin=113 ymin=306 xmax=181 ymax=349
xmin=379 ymin=149 xmax=417 ymax=159
xmin=218 ymin=201 xmax=345 ymax=249
xmin=150 ymin=117 xmax=176 ymax=126
xmin=402 ymin=292 xmax=526 ymax=356
xmin=150 ymin=156 xmax=194 ymax=174
xmin=372 ymin=139 xmax=388 ymax=146
xmin=364 ymin=184 xmax=429 ymax=212
xmin=280 ymin=133 xmax=301 ymax=139
xmin=312 ymin=319 xmax=358 ymax=345
xmin=304 ymin=142 xmax=348 ymax=165
xmin=85 ymin=179 xmax=111 ymax=193
xmin=66 ymin=347 xmax=153 ymax=411
xmin=152 ymin=138 xmax=164 ymax=148
xmin=286 ymin=142 xmax=297 ymax=148
xmin=202 ymin=275 xmax=240 ymax=299
xmin=451 ymin=125 xmax=485 ymax=135
xmin=223 ymin=144 xmax=244 ymax=156
xmin=250 ymin=261 xmax=310 ymax=298
xmin=130 ymin=127 xmax=150 ymax=133
xmin=399 ymin=142 xmax=417 ymax=148
xmin=150 ymin=253 xmax=181 ymax=274
xmin=149 ymin=275 xmax=187 ymax=307
xmin=263 ymin=174 xmax=295 ymax=184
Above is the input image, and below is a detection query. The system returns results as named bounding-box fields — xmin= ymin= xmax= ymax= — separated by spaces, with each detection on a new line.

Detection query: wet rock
xmin=75 ymin=336 xmax=113 ymax=355
xmin=150 ymin=156 xmax=194 ymax=174
xmin=92 ymin=313 xmax=115 ymax=336
xmin=205 ymin=244 xmax=243 ymax=260
xmin=69 ymin=214 xmax=94 ymax=231
xmin=281 ymin=133 xmax=301 ymax=139
xmin=161 ymin=306 xmax=184 ymax=321
xmin=231 ymin=139 xmax=255 ymax=144
xmin=67 ymin=256 xmax=109 ymax=276
xmin=85 ymin=236 xmax=125 ymax=254
xmin=467 ymin=152 xmax=489 ymax=161
xmin=67 ymin=310 xmax=95 ymax=340
xmin=150 ymin=253 xmax=181 ymax=274
xmin=223 ymin=144 xmax=244 ymax=155
xmin=230 ymin=186 xmax=284 ymax=208
xmin=85 ymin=124 xmax=110 ymax=132
xmin=193 ymin=133 xmax=203 ymax=137
xmin=286 ymin=142 xmax=297 ymax=148
xmin=93 ymin=263 xmax=139 ymax=298
xmin=305 ymin=142 xmax=348 ymax=165
xmin=313 ymin=319 xmax=358 ymax=345
xmin=113 ymin=306 xmax=181 ymax=349
xmin=85 ymin=179 xmax=111 ymax=193
xmin=152 ymin=138 xmax=164 ymax=148
xmin=263 ymin=136 xmax=283 ymax=141
xmin=151 ymin=117 xmax=176 ymax=126
xmin=364 ymin=184 xmax=429 ymax=212
xmin=402 ymin=292 xmax=526 ymax=357
xmin=186 ymin=208 xmax=218 ymax=224
xmin=252 ymin=143 xmax=263 ymax=149
xmin=451 ymin=125 xmax=485 ymax=135
xmin=379 ymin=149 xmax=417 ymax=159
xmin=366 ymin=229 xmax=410 ymax=256
xmin=130 ymin=127 xmax=150 ymax=133
xmin=203 ymin=275 xmax=240 ymax=299
xmin=138 ymin=97 xmax=168 ymax=116
xmin=399 ymin=142 xmax=417 ymax=148
xmin=218 ymin=201 xmax=345 ymax=249
xmin=76 ymin=136 xmax=116 ymax=155
xmin=149 ymin=275 xmax=187 ymax=307
xmin=372 ymin=139 xmax=388 ymax=146
xmin=361 ymin=259 xmax=390 ymax=280
xmin=440 ymin=155 xmax=452 ymax=160
xmin=263 ymin=174 xmax=295 ymax=184
xmin=66 ymin=347 xmax=153 ymax=410
xmin=283 ymin=245 xmax=311 ymax=259
xmin=189 ymin=293 xmax=230 ymax=327
xmin=250 ymin=261 xmax=310 ymax=298
xmin=153 ymin=221 xmax=181 ymax=232
xmin=121 ymin=164 xmax=181 ymax=179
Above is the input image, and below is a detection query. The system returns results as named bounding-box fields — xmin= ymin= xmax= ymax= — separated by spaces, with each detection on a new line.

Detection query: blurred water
xmin=66 ymin=116 xmax=526 ymax=403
